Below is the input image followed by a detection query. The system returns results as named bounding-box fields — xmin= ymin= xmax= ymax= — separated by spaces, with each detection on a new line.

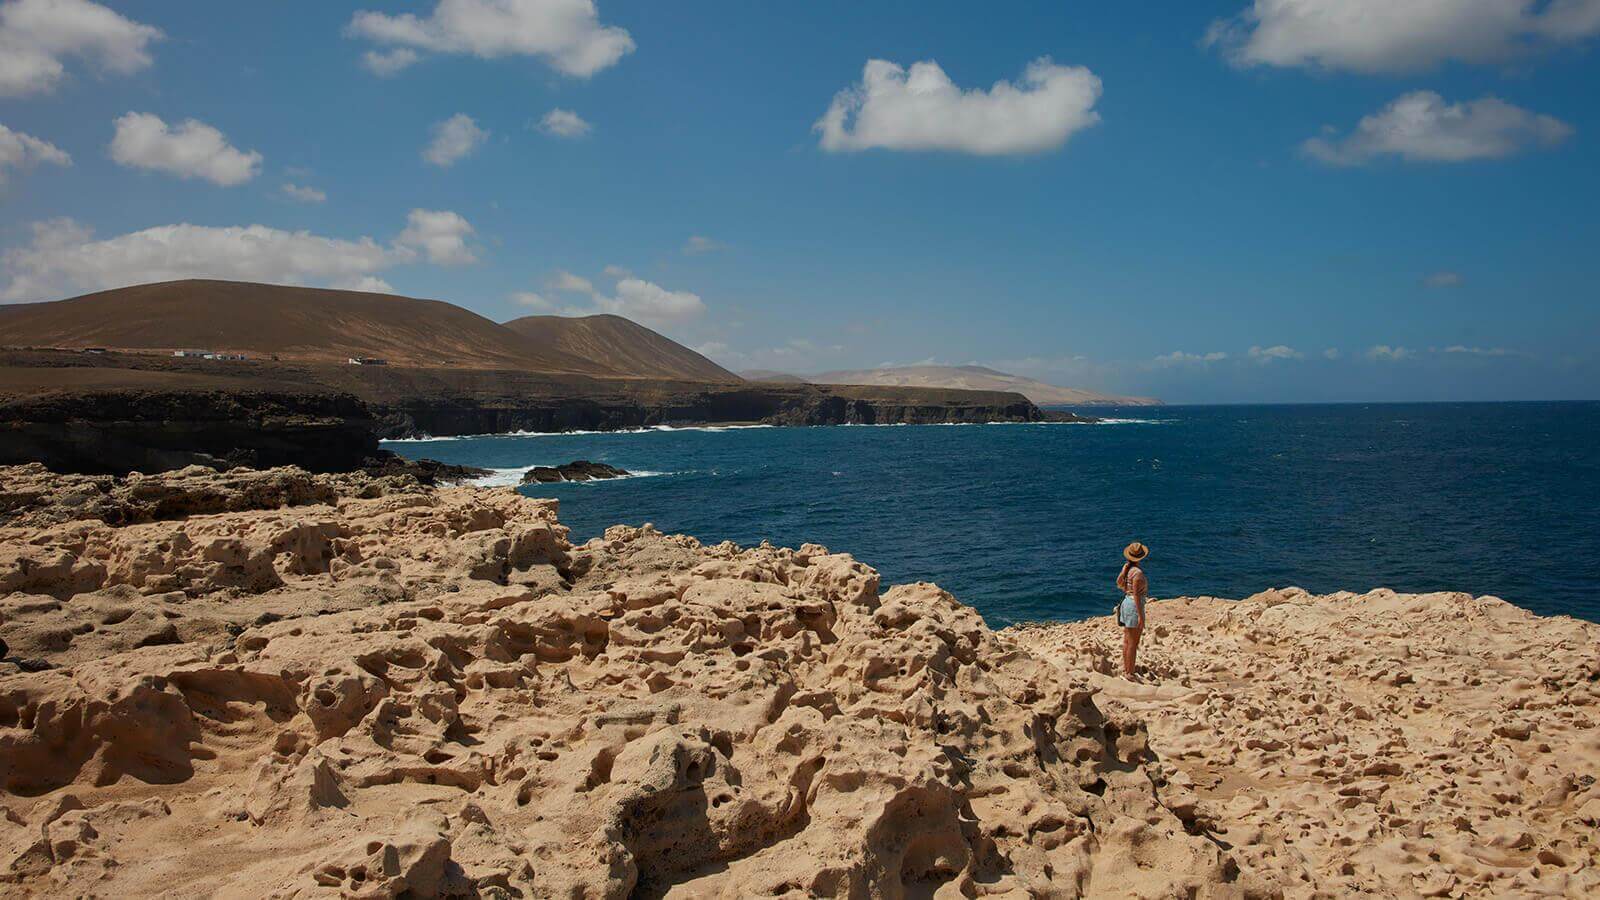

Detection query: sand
xmin=0 ymin=462 xmax=1595 ymax=897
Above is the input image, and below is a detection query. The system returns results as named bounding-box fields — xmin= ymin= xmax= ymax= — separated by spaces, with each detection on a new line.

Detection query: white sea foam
xmin=384 ymin=419 xmax=1162 ymax=445
xmin=469 ymin=468 xmax=672 ymax=488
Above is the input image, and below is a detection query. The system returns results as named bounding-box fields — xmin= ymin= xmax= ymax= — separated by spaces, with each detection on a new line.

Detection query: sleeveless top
xmin=1119 ymin=566 xmax=1144 ymax=627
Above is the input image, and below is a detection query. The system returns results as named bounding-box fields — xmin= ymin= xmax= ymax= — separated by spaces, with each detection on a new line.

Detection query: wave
xmin=469 ymin=468 xmax=672 ymax=488
xmin=385 ymin=419 xmax=1164 ymax=444
xmin=383 ymin=424 xmax=778 ymax=444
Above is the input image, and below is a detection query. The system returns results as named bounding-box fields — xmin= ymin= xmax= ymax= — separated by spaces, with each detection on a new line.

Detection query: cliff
xmin=0 ymin=351 xmax=1053 ymax=472
xmin=0 ymin=466 xmax=1592 ymax=896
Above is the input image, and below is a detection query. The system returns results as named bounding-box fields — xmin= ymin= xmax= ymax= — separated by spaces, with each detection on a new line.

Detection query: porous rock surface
xmin=0 ymin=464 xmax=1231 ymax=897
xmin=1010 ymin=590 xmax=1600 ymax=898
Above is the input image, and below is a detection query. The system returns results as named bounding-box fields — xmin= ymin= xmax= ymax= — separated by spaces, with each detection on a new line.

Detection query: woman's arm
xmin=1116 ymin=562 xmax=1130 ymax=592
xmin=1133 ymin=571 xmax=1147 ymax=628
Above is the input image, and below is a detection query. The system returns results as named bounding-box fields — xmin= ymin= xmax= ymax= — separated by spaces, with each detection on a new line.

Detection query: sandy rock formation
xmin=1010 ymin=588 xmax=1600 ymax=897
xmin=0 ymin=464 xmax=1233 ymax=897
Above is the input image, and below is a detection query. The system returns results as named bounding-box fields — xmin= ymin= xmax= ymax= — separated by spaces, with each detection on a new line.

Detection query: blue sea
xmin=386 ymin=403 xmax=1600 ymax=625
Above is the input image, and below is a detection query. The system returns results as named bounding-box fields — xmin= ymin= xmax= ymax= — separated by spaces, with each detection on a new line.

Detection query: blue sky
xmin=0 ymin=0 xmax=1596 ymax=403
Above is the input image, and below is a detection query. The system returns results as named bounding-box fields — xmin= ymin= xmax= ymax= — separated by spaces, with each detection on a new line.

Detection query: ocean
xmin=385 ymin=402 xmax=1600 ymax=625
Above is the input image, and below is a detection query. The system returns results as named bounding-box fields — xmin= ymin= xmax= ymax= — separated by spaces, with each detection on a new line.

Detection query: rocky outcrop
xmin=4 ymin=466 xmax=1583 ymax=896
xmin=0 ymin=389 xmax=380 ymax=475
xmin=0 ymin=464 xmax=1236 ymax=897
xmin=521 ymin=461 xmax=630 ymax=483
xmin=1009 ymin=589 xmax=1600 ymax=897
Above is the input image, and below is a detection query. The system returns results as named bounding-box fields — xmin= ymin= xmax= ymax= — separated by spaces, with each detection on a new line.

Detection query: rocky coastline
xmin=0 ymin=464 xmax=1593 ymax=896
xmin=0 ymin=350 xmax=1061 ymax=475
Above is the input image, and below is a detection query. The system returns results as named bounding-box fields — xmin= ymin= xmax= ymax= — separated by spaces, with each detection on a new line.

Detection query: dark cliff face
xmin=366 ymin=386 xmax=1045 ymax=438
xmin=0 ymin=351 xmax=1056 ymax=472
xmin=0 ymin=390 xmax=380 ymax=475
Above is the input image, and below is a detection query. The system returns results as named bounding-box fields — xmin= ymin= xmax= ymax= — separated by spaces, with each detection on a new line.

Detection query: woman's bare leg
xmin=1121 ymin=628 xmax=1137 ymax=677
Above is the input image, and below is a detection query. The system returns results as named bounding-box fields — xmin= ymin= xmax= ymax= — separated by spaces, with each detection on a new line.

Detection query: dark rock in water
xmin=359 ymin=452 xmax=490 ymax=485
xmin=521 ymin=460 xmax=630 ymax=484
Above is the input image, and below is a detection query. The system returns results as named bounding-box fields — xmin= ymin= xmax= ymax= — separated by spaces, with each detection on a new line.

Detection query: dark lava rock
xmin=360 ymin=452 xmax=490 ymax=485
xmin=521 ymin=461 xmax=630 ymax=484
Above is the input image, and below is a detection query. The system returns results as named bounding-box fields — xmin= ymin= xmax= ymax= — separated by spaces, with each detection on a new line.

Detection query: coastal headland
xmin=0 ymin=280 xmax=1067 ymax=475
xmin=0 ymin=464 xmax=1594 ymax=896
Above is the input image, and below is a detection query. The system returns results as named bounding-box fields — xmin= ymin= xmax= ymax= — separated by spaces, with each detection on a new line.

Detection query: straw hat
xmin=1124 ymin=541 xmax=1149 ymax=563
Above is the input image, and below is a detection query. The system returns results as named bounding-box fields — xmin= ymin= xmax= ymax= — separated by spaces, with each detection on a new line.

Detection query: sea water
xmin=386 ymin=402 xmax=1600 ymax=625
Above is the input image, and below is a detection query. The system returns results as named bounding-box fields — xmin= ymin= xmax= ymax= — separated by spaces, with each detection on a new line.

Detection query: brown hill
xmin=810 ymin=364 xmax=1160 ymax=406
xmin=1 ymin=280 xmax=637 ymax=376
xmin=503 ymin=313 xmax=738 ymax=382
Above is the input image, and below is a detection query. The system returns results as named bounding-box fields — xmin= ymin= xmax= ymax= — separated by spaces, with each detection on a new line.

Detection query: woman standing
xmin=1115 ymin=542 xmax=1149 ymax=679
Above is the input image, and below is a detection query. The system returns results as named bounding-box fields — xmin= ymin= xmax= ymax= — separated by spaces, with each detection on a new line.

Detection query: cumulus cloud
xmin=396 ymin=209 xmax=477 ymax=265
xmin=1366 ymin=344 xmax=1414 ymax=361
xmin=423 ymin=113 xmax=488 ymax=167
xmin=1 ymin=210 xmax=478 ymax=302
xmin=1248 ymin=344 xmax=1303 ymax=362
xmin=362 ymin=47 xmax=419 ymax=76
xmin=815 ymin=57 xmax=1102 ymax=156
xmin=0 ymin=122 xmax=71 ymax=185
xmin=0 ymin=0 xmax=161 ymax=96
xmin=347 ymin=0 xmax=634 ymax=78
xmin=537 ymin=108 xmax=590 ymax=137
xmin=682 ymin=235 xmax=725 ymax=255
xmin=547 ymin=269 xmax=594 ymax=294
xmin=1323 ymin=348 xmax=1342 ymax=360
xmin=1205 ymin=0 xmax=1600 ymax=74
xmin=281 ymin=183 xmax=327 ymax=204
xmin=1303 ymin=92 xmax=1572 ymax=166
xmin=110 ymin=113 xmax=262 ymax=186
xmin=1440 ymin=344 xmax=1511 ymax=356
xmin=1424 ymin=270 xmax=1464 ymax=288
xmin=517 ymin=267 xmax=706 ymax=329
xmin=1154 ymin=350 xmax=1228 ymax=366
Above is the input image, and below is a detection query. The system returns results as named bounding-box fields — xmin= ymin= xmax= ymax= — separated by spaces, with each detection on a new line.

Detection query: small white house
xmin=347 ymin=357 xmax=388 ymax=366
xmin=173 ymin=349 xmax=210 ymax=358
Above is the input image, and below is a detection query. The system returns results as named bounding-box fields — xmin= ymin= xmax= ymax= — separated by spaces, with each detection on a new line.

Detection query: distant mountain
xmin=0 ymin=279 xmax=611 ymax=373
xmin=737 ymin=369 xmax=808 ymax=383
xmin=808 ymin=365 xmax=1159 ymax=406
xmin=0 ymin=279 xmax=734 ymax=381
xmin=504 ymin=314 xmax=738 ymax=382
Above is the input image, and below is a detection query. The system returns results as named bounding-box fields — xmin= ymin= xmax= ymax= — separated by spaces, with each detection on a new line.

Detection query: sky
xmin=0 ymin=0 xmax=1597 ymax=404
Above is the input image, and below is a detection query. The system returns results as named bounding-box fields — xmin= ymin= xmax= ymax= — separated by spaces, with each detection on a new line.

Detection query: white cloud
xmin=1424 ymin=270 xmax=1464 ymax=288
xmin=344 ymin=275 xmax=395 ymax=294
xmin=815 ymin=57 xmax=1102 ymax=156
xmin=683 ymin=235 xmax=726 ymax=255
xmin=1323 ymin=348 xmax=1342 ymax=360
xmin=547 ymin=269 xmax=594 ymax=294
xmin=1366 ymin=344 xmax=1414 ymax=361
xmin=1303 ymin=92 xmax=1572 ymax=166
xmin=1248 ymin=344 xmax=1303 ymax=362
xmin=281 ymin=183 xmax=327 ymax=204
xmin=519 ymin=268 xmax=706 ymax=329
xmin=537 ymin=108 xmax=591 ymax=137
xmin=1154 ymin=350 xmax=1228 ymax=366
xmin=511 ymin=291 xmax=556 ymax=310
xmin=0 ymin=122 xmax=71 ymax=184
xmin=109 ymin=112 xmax=262 ymax=186
xmin=348 ymin=0 xmax=634 ymax=78
xmin=1440 ymin=344 xmax=1511 ymax=356
xmin=397 ymin=209 xmax=477 ymax=265
xmin=423 ymin=113 xmax=488 ymax=167
xmin=0 ymin=0 xmax=161 ymax=96
xmin=601 ymin=264 xmax=631 ymax=279
xmin=1 ymin=210 xmax=479 ymax=302
xmin=1206 ymin=0 xmax=1600 ymax=74
xmin=362 ymin=47 xmax=419 ymax=76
